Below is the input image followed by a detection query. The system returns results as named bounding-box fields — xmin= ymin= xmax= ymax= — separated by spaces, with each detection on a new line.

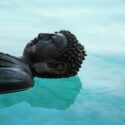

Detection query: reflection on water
xmin=0 ymin=76 xmax=82 ymax=110
xmin=0 ymin=0 xmax=125 ymax=124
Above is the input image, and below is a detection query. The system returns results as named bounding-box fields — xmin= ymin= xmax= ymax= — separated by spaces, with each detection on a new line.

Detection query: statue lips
xmin=26 ymin=42 xmax=36 ymax=51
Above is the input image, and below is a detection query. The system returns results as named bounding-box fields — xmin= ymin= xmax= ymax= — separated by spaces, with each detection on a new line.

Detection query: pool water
xmin=0 ymin=0 xmax=125 ymax=125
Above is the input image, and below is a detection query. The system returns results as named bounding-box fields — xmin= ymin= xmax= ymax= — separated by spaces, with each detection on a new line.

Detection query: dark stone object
xmin=0 ymin=52 xmax=34 ymax=94
xmin=0 ymin=30 xmax=86 ymax=94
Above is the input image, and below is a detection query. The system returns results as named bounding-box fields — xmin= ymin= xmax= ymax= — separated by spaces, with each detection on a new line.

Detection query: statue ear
xmin=46 ymin=61 xmax=67 ymax=74
xmin=33 ymin=61 xmax=67 ymax=75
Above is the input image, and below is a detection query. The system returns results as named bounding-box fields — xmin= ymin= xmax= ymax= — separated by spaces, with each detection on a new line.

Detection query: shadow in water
xmin=0 ymin=76 xmax=82 ymax=110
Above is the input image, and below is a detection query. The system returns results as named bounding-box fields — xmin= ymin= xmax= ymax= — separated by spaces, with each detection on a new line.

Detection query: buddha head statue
xmin=23 ymin=30 xmax=87 ymax=78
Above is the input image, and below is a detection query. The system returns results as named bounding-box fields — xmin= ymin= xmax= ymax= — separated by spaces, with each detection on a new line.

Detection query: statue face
xmin=24 ymin=32 xmax=67 ymax=62
xmin=23 ymin=32 xmax=68 ymax=76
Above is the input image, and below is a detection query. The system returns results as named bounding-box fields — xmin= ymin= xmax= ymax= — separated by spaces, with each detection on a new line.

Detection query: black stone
xmin=0 ymin=30 xmax=86 ymax=94
xmin=0 ymin=52 xmax=34 ymax=94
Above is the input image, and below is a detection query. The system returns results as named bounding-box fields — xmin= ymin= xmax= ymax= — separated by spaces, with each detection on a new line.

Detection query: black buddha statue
xmin=0 ymin=30 xmax=86 ymax=94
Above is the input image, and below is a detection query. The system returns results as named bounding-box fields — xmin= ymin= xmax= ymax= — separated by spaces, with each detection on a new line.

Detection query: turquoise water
xmin=0 ymin=0 xmax=125 ymax=125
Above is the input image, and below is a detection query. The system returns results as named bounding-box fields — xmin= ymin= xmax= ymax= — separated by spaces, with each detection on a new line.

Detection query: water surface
xmin=0 ymin=0 xmax=125 ymax=125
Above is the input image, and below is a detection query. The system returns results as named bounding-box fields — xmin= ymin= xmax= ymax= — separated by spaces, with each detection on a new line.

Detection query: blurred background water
xmin=0 ymin=0 xmax=125 ymax=125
